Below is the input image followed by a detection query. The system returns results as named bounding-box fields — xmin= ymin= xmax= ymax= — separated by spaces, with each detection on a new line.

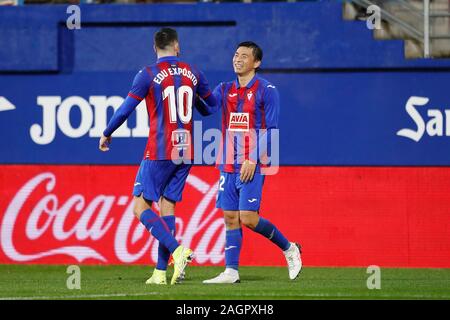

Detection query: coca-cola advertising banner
xmin=1 ymin=165 xmax=450 ymax=267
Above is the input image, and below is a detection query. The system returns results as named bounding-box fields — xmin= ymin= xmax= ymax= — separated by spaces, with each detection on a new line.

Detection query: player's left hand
xmin=99 ymin=135 xmax=112 ymax=152
xmin=240 ymin=159 xmax=256 ymax=183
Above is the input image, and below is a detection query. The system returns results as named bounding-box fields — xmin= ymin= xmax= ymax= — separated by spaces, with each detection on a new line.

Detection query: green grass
xmin=0 ymin=265 xmax=449 ymax=300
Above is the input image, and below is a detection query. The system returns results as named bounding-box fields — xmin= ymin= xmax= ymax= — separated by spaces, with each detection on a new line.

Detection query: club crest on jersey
xmin=228 ymin=112 xmax=250 ymax=132
xmin=171 ymin=128 xmax=191 ymax=150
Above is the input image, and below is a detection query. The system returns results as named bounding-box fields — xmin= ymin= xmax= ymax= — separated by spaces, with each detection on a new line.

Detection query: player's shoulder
xmin=150 ymin=58 xmax=183 ymax=69
xmin=256 ymin=75 xmax=277 ymax=90
xmin=177 ymin=60 xmax=207 ymax=80
xmin=174 ymin=58 xmax=190 ymax=67
xmin=221 ymin=80 xmax=235 ymax=90
xmin=137 ymin=65 xmax=156 ymax=78
xmin=131 ymin=66 xmax=153 ymax=82
xmin=143 ymin=60 xmax=191 ymax=75
xmin=213 ymin=81 xmax=234 ymax=95
xmin=177 ymin=59 xmax=197 ymax=71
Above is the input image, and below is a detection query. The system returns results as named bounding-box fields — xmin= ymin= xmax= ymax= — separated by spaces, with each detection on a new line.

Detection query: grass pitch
xmin=0 ymin=265 xmax=449 ymax=300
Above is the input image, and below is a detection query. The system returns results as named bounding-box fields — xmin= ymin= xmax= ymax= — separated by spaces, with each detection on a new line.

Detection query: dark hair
xmin=154 ymin=27 xmax=178 ymax=50
xmin=237 ymin=41 xmax=263 ymax=62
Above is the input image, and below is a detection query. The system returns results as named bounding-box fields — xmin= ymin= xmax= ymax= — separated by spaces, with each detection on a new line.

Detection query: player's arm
xmin=99 ymin=96 xmax=140 ymax=151
xmin=99 ymin=68 xmax=151 ymax=151
xmin=241 ymin=85 xmax=280 ymax=182
xmin=194 ymin=71 xmax=219 ymax=116
xmin=195 ymin=84 xmax=222 ymax=116
xmin=254 ymin=84 xmax=280 ymax=160
xmin=195 ymin=94 xmax=218 ymax=116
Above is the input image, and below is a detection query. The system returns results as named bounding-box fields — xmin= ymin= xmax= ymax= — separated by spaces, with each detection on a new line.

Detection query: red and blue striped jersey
xmin=128 ymin=56 xmax=212 ymax=161
xmin=213 ymin=74 xmax=280 ymax=173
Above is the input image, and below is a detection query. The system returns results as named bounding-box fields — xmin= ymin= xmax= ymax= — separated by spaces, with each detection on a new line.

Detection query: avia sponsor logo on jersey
xmin=153 ymin=67 xmax=198 ymax=86
xmin=397 ymin=96 xmax=450 ymax=142
xmin=228 ymin=112 xmax=250 ymax=132
xmin=29 ymin=96 xmax=149 ymax=145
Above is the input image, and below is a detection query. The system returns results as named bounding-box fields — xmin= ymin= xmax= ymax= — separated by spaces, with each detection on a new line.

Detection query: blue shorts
xmin=216 ymin=171 xmax=265 ymax=211
xmin=132 ymin=160 xmax=192 ymax=203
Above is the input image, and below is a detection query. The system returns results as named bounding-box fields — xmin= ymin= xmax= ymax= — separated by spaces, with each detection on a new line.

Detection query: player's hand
xmin=240 ymin=159 xmax=256 ymax=183
xmin=99 ymin=135 xmax=112 ymax=152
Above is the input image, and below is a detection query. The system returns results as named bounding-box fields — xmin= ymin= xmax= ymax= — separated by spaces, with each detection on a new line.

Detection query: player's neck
xmin=237 ymin=71 xmax=256 ymax=88
xmin=157 ymin=51 xmax=178 ymax=59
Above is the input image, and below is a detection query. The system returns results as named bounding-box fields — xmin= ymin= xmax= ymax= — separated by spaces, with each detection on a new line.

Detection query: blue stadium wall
xmin=1 ymin=2 xmax=450 ymax=267
xmin=1 ymin=2 xmax=450 ymax=165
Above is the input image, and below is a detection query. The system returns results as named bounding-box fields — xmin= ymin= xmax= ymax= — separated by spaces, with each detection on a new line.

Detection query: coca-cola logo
xmin=0 ymin=171 xmax=225 ymax=264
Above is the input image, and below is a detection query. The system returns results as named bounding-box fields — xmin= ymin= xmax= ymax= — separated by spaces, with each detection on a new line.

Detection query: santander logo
xmin=0 ymin=171 xmax=225 ymax=265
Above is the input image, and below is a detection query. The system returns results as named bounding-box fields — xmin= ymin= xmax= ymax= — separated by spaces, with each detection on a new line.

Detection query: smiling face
xmin=233 ymin=46 xmax=261 ymax=76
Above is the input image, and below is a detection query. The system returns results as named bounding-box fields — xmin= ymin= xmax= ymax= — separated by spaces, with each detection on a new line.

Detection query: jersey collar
xmin=234 ymin=74 xmax=258 ymax=89
xmin=156 ymin=56 xmax=179 ymax=63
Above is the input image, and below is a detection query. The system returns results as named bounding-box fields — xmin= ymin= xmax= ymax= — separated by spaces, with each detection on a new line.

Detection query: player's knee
xmin=133 ymin=203 xmax=143 ymax=219
xmin=160 ymin=197 xmax=176 ymax=216
xmin=240 ymin=217 xmax=256 ymax=230
xmin=240 ymin=212 xmax=258 ymax=230
xmin=224 ymin=211 xmax=240 ymax=229
xmin=225 ymin=219 xmax=240 ymax=230
xmin=133 ymin=197 xmax=151 ymax=219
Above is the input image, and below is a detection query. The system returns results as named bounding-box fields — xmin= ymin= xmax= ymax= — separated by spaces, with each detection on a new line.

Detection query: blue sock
xmin=139 ymin=209 xmax=179 ymax=254
xmin=156 ymin=215 xmax=176 ymax=271
xmin=254 ymin=217 xmax=290 ymax=251
xmin=225 ymin=228 xmax=242 ymax=271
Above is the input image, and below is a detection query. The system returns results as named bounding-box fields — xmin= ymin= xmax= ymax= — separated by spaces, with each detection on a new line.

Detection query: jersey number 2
xmin=162 ymin=85 xmax=193 ymax=124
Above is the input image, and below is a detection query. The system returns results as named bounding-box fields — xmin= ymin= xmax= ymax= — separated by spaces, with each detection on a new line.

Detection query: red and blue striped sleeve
xmin=103 ymin=69 xmax=151 ymax=137
xmin=195 ymin=83 xmax=222 ymax=116
xmin=262 ymin=85 xmax=280 ymax=130
xmin=212 ymin=83 xmax=223 ymax=104
xmin=128 ymin=68 xmax=152 ymax=100
xmin=250 ymin=84 xmax=280 ymax=163
xmin=196 ymin=69 xmax=212 ymax=100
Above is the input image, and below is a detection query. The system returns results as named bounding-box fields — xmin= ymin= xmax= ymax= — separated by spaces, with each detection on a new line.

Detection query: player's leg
xmin=238 ymin=172 xmax=302 ymax=280
xmin=204 ymin=172 xmax=241 ymax=284
xmin=204 ymin=209 xmax=242 ymax=284
xmin=132 ymin=160 xmax=193 ymax=285
xmin=135 ymin=196 xmax=193 ymax=286
xmin=160 ymin=163 xmax=194 ymax=284
xmin=133 ymin=161 xmax=178 ymax=254
xmin=238 ymin=172 xmax=290 ymax=249
xmin=240 ymin=210 xmax=290 ymax=251
xmin=223 ymin=210 xmax=242 ymax=280
xmin=156 ymin=197 xmax=176 ymax=270
xmin=146 ymin=197 xmax=176 ymax=285
xmin=133 ymin=194 xmax=179 ymax=258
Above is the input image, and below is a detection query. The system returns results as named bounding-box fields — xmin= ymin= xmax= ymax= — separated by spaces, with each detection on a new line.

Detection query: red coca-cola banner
xmin=1 ymin=165 xmax=450 ymax=267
